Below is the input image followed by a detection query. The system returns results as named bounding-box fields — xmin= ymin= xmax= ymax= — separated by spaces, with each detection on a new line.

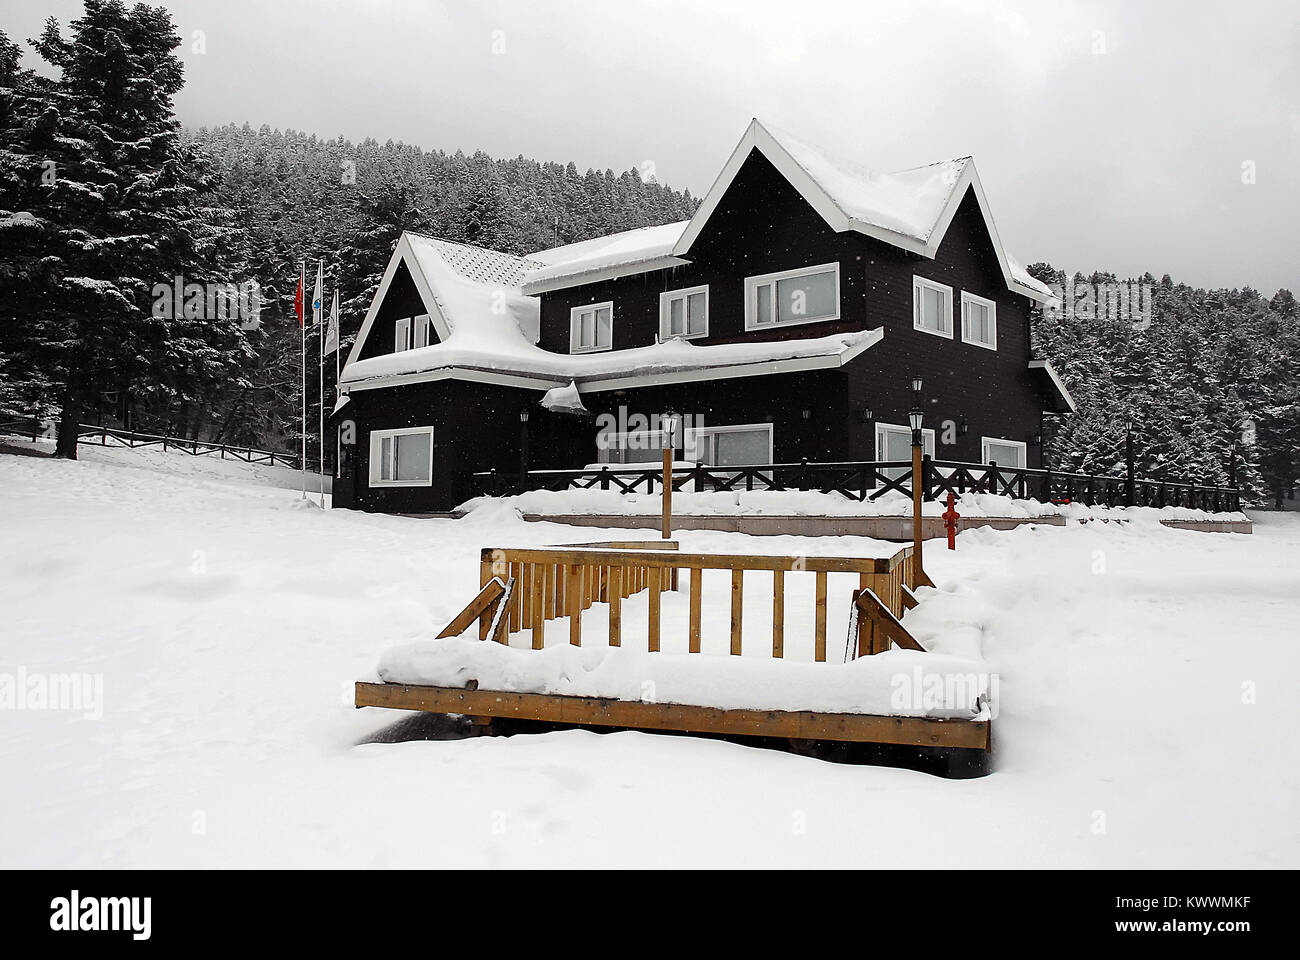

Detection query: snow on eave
xmin=520 ymin=221 xmax=691 ymax=295
xmin=1029 ymin=358 xmax=1078 ymax=414
xmin=340 ymin=329 xmax=883 ymax=395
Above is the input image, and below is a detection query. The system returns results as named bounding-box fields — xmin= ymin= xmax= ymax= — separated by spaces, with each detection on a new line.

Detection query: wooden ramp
xmin=355 ymin=540 xmax=992 ymax=760
xmin=355 ymin=682 xmax=990 ymax=752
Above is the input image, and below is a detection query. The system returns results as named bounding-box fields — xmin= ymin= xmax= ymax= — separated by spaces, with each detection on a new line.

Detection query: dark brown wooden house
xmin=333 ymin=119 xmax=1075 ymax=513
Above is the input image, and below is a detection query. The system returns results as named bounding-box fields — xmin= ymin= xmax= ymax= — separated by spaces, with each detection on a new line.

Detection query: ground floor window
xmin=598 ymin=428 xmax=677 ymax=464
xmin=686 ymin=423 xmax=774 ymax=466
xmin=875 ymin=421 xmax=937 ymax=483
xmin=369 ymin=426 xmax=434 ymax=486
xmin=981 ymin=436 xmax=1027 ymax=469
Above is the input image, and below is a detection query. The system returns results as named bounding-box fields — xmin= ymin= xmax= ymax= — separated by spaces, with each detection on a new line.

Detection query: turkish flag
xmin=294 ymin=264 xmax=304 ymax=326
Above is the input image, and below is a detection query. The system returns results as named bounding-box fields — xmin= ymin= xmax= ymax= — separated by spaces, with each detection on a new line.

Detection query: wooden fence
xmin=0 ymin=417 xmax=302 ymax=469
xmin=466 ymin=541 xmax=916 ymax=660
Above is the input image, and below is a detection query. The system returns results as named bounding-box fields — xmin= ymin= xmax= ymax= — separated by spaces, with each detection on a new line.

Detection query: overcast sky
xmin=4 ymin=0 xmax=1297 ymax=293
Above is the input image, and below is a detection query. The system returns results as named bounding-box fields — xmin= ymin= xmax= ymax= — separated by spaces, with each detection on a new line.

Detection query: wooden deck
xmin=355 ymin=682 xmax=991 ymax=751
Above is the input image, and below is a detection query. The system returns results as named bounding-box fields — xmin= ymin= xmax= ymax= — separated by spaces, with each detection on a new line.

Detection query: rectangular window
xmin=412 ymin=314 xmax=433 ymax=348
xmin=570 ymin=301 xmax=614 ymax=353
xmin=369 ymin=426 xmax=434 ymax=486
xmin=598 ymin=428 xmax=679 ymax=464
xmin=913 ymin=277 xmax=953 ymax=338
xmin=686 ymin=423 xmax=774 ymax=467
xmin=981 ymin=436 xmax=1026 ymax=469
xmin=745 ymin=263 xmax=840 ymax=330
xmin=659 ymin=285 xmax=709 ymax=340
xmin=393 ymin=317 xmax=411 ymax=352
xmin=961 ymin=292 xmax=997 ymax=350
xmin=875 ymin=421 xmax=937 ymax=484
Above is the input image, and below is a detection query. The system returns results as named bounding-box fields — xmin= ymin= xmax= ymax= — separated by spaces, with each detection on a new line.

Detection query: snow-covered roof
xmin=672 ymin=118 xmax=1054 ymax=303
xmin=341 ymin=327 xmax=883 ymax=394
xmin=343 ymin=234 xmax=544 ymax=371
xmin=523 ymin=221 xmax=690 ymax=292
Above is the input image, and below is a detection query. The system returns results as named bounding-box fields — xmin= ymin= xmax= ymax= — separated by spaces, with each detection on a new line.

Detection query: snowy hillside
xmin=1 ymin=449 xmax=1296 ymax=868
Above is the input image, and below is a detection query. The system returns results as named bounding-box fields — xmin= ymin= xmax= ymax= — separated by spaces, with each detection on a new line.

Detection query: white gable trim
xmin=342 ymin=234 xmax=453 ymax=371
xmin=671 ymin=119 xmax=1054 ymax=305
xmin=1028 ymin=358 xmax=1078 ymax=414
xmin=341 ymin=367 xmax=566 ymax=394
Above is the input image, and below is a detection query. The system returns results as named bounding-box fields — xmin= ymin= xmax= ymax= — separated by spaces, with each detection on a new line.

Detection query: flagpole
xmin=318 ymin=260 xmax=325 ymax=510
xmin=299 ymin=259 xmax=306 ymax=500
xmin=334 ymin=284 xmax=341 ymax=477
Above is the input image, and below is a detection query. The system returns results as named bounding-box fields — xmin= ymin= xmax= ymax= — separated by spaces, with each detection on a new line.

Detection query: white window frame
xmin=412 ymin=313 xmax=433 ymax=349
xmin=960 ymin=291 xmax=997 ymax=350
xmin=744 ymin=262 xmax=841 ymax=331
xmin=875 ymin=421 xmax=937 ymax=460
xmin=913 ymin=276 xmax=954 ymax=339
xmin=685 ymin=422 xmax=774 ymax=466
xmin=393 ymin=316 xmax=411 ymax=352
xmin=659 ymin=284 xmax=709 ymax=340
xmin=980 ymin=436 xmax=1027 ymax=469
xmin=570 ymin=301 xmax=614 ymax=354
xmin=369 ymin=425 xmax=435 ymax=487
xmin=596 ymin=427 xmax=679 ymax=464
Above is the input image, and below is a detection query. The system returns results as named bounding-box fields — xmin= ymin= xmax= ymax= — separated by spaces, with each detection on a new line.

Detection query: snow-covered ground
xmin=1 ymin=447 xmax=1296 ymax=868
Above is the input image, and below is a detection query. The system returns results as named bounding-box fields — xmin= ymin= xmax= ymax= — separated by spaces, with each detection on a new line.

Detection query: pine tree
xmin=3 ymin=1 xmax=247 ymax=458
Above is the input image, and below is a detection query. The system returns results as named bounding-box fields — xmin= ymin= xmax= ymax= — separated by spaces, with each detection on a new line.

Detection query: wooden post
xmin=729 ymin=569 xmax=743 ymax=655
xmin=609 ymin=566 xmax=622 ymax=647
xmin=648 ymin=572 xmax=661 ymax=652
xmin=689 ymin=568 xmax=702 ymax=654
xmin=772 ymin=569 xmax=784 ymax=658
xmin=530 ymin=567 xmax=545 ymax=650
xmin=568 ymin=563 xmax=582 ymax=646
xmin=662 ymin=447 xmax=672 ymax=539
xmin=813 ymin=571 xmax=827 ymax=662
xmin=911 ymin=442 xmax=924 ymax=589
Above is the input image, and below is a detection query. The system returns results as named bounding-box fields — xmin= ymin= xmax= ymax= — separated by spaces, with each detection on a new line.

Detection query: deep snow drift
xmin=0 ymin=448 xmax=1296 ymax=868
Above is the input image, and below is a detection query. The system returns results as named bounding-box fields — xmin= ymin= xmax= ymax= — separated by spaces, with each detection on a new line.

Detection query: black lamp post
xmin=908 ymin=376 xmax=925 ymax=589
xmin=519 ymin=407 xmax=531 ymax=481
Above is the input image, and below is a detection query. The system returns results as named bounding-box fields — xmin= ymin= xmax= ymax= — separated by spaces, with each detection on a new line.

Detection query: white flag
xmin=325 ymin=289 xmax=340 ymax=355
xmin=312 ymin=261 xmax=323 ymax=325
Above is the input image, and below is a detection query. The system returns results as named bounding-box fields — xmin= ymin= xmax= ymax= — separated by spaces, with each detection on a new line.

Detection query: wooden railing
xmin=471 ymin=456 xmax=1242 ymax=512
xmin=471 ymin=542 xmax=917 ymax=660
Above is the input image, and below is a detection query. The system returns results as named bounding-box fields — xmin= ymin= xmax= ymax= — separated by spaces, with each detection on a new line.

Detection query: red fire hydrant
xmin=942 ymin=492 xmax=960 ymax=550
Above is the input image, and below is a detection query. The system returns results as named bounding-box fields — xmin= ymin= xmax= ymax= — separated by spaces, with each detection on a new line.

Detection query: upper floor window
xmin=961 ymin=291 xmax=997 ymax=350
xmin=660 ymin=285 xmax=708 ymax=340
xmin=913 ymin=276 xmax=953 ymax=338
xmin=394 ymin=314 xmax=432 ymax=352
xmin=745 ymin=263 xmax=840 ymax=331
xmin=570 ymin=301 xmax=613 ymax=353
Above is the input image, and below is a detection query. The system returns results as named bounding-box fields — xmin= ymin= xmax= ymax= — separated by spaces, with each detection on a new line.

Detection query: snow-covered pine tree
xmin=13 ymin=1 xmax=247 ymax=458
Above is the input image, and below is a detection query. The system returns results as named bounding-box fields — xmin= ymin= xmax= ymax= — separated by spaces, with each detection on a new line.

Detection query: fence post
xmin=32 ymin=415 xmax=39 ymax=442
xmin=101 ymin=424 xmax=107 ymax=445
xmin=600 ymin=465 xmax=610 ymax=491
xmin=490 ymin=467 xmax=499 ymax=498
xmin=799 ymin=457 xmax=809 ymax=492
xmin=1124 ymin=430 xmax=1136 ymax=507
xmin=922 ymin=454 xmax=934 ymax=502
xmin=694 ymin=461 xmax=706 ymax=494
xmin=1042 ymin=465 xmax=1053 ymax=503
